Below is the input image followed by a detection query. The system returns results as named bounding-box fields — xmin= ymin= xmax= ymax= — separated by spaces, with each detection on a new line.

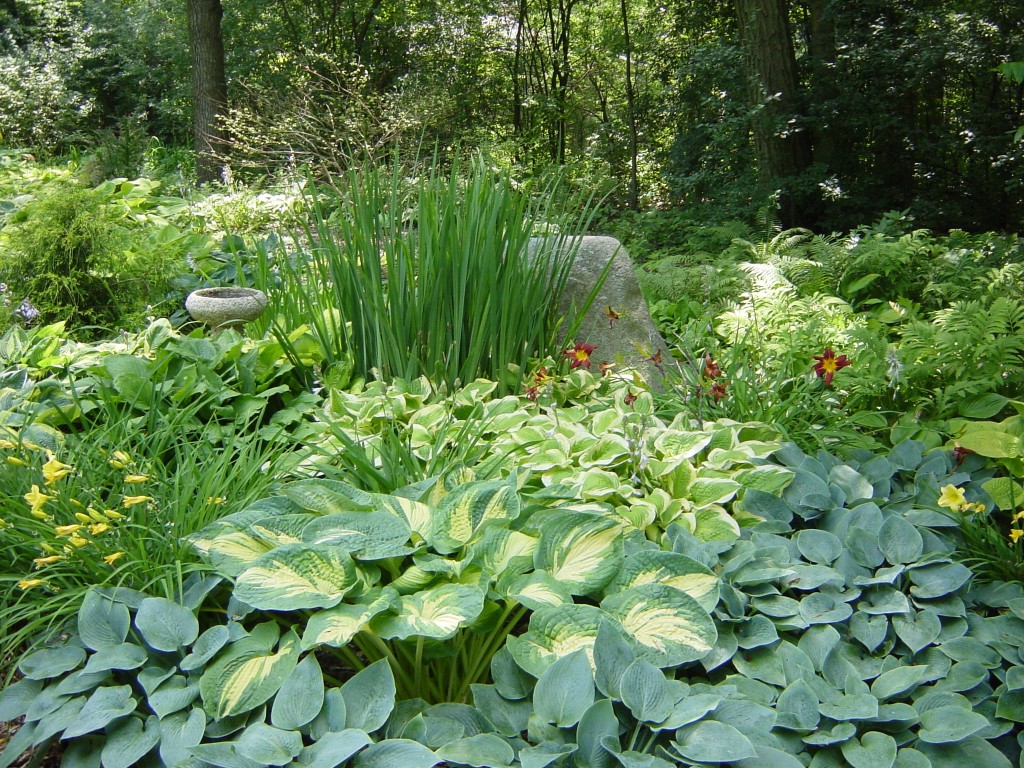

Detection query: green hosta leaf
xmin=294 ymin=729 xmax=371 ymax=768
xmin=301 ymin=512 xmax=412 ymax=559
xmin=533 ymin=513 xmax=623 ymax=596
xmin=426 ymin=476 xmax=520 ymax=555
xmin=30 ymin=696 xmax=85 ymax=745
xmin=351 ymin=739 xmax=438 ymax=768
xmin=148 ymin=676 xmax=199 ymax=718
xmin=733 ymin=745 xmax=806 ymax=768
xmin=233 ymin=544 xmax=359 ymax=611
xmin=101 ymin=715 xmax=159 ymax=768
xmin=519 ymin=743 xmax=577 ymax=768
xmin=619 ymin=660 xmax=674 ymax=724
xmin=19 ymin=645 xmax=85 ymax=680
xmin=916 ymin=737 xmax=1013 ymax=768
xmin=799 ymin=591 xmax=853 ymax=625
xmin=576 ymin=699 xmax=619 ymax=768
xmin=819 ymin=694 xmax=879 ymax=721
xmin=982 ymin=477 xmax=1024 ymax=511
xmin=282 ymin=479 xmax=376 ymax=514
xmin=200 ymin=629 xmax=301 ymax=719
xmin=849 ymin=612 xmax=888 ymax=652
xmin=954 ymin=429 xmax=1021 ymax=459
xmin=534 ymin=650 xmax=595 ymax=727
xmin=601 ymin=584 xmax=717 ymax=668
xmin=830 ymin=465 xmax=873 ymax=504
xmin=892 ymin=611 xmax=942 ymax=654
xmin=62 ymin=685 xmax=135 ymax=739
xmin=870 ymin=666 xmax=930 ymax=700
xmin=302 ymin=594 xmax=392 ymax=649
xmin=271 ymin=655 xmax=325 ymax=730
xmin=180 ymin=625 xmax=231 ymax=672
xmin=673 ymin=721 xmax=757 ymax=763
xmin=340 ymin=659 xmax=395 ymax=733
xmin=78 ymin=591 xmax=130 ymax=651
xmin=605 ymin=551 xmax=719 ymax=612
xmin=840 ymin=732 xmax=897 ymax=768
xmin=236 ymin=723 xmax=304 ymax=766
xmin=83 ymin=643 xmax=148 ymax=674
xmin=0 ymin=678 xmax=43 ymax=720
xmin=775 ymin=678 xmax=820 ymax=731
xmin=959 ymin=393 xmax=1009 ymax=419
xmin=471 ymin=685 xmax=532 ymax=737
xmin=490 ymin=648 xmax=534 ymax=701
xmin=995 ymin=689 xmax=1024 ymax=721
xmin=796 ymin=530 xmax=843 ymax=565
xmin=693 ymin=505 xmax=741 ymax=541
xmin=435 ymin=734 xmax=514 ymax=767
xmin=736 ymin=615 xmax=779 ymax=650
xmin=916 ymin=705 xmax=990 ymax=743
xmin=878 ymin=516 xmax=923 ymax=564
xmin=372 ymin=583 xmax=485 ymax=640
xmin=188 ymin=742 xmax=265 ymax=768
xmin=134 ymin=597 xmax=199 ymax=652
xmin=498 ymin=570 xmax=574 ymax=611
xmin=506 ymin=605 xmax=604 ymax=677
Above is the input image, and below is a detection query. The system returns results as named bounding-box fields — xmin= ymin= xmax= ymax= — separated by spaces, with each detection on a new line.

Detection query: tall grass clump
xmin=259 ymin=154 xmax=602 ymax=393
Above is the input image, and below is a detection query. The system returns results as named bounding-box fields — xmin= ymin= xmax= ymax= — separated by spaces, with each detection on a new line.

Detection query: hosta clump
xmin=188 ymin=470 xmax=723 ymax=704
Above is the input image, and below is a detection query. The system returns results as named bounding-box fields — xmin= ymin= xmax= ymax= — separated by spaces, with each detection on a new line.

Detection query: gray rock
xmin=538 ymin=235 xmax=672 ymax=386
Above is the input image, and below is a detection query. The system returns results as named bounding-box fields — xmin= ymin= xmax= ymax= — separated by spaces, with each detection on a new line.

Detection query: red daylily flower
xmin=704 ymin=354 xmax=721 ymax=380
xmin=813 ymin=348 xmax=851 ymax=386
xmin=563 ymin=342 xmax=597 ymax=369
xmin=710 ymin=381 xmax=728 ymax=402
xmin=604 ymin=306 xmax=621 ymax=328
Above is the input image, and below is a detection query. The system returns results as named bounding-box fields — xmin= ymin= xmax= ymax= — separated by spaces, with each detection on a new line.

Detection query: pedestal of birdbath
xmin=185 ymin=287 xmax=268 ymax=334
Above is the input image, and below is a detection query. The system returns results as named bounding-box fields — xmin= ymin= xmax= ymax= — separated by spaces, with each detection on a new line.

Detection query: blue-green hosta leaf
xmin=351 ymin=739 xmax=439 ymax=768
xmin=800 ymin=591 xmax=854 ymax=625
xmin=340 ymin=659 xmax=395 ymax=733
xmin=916 ymin=705 xmax=990 ymax=743
xmin=672 ymin=720 xmax=756 ymax=763
xmin=497 ymin=570 xmax=574 ymax=611
xmin=518 ymin=743 xmax=576 ymax=768
xmin=732 ymin=646 xmax=787 ymax=687
xmin=775 ymin=678 xmax=820 ymax=731
xmin=829 ymin=465 xmax=874 ymax=505
xmin=159 ymin=709 xmax=206 ymax=768
xmin=819 ymin=694 xmax=879 ymax=721
xmin=470 ymin=685 xmax=532 ymax=737
xmin=995 ymin=689 xmax=1024 ymax=721
xmin=601 ymin=584 xmax=717 ymax=668
xmin=101 ymin=715 xmax=159 ymax=768
xmin=30 ymin=696 xmax=85 ymax=745
xmin=372 ymin=583 xmax=485 ymax=641
xmin=435 ymin=734 xmax=515 ymax=768
xmin=301 ymin=512 xmax=412 ymax=559
xmin=849 ymin=612 xmax=888 ymax=652
xmin=148 ymin=675 xmax=199 ymax=718
xmin=796 ymin=530 xmax=843 ymax=565
xmin=908 ymin=562 xmax=973 ymax=599
xmin=878 ymin=516 xmax=924 ymax=564
xmin=916 ymin=737 xmax=1013 ymax=768
xmin=892 ymin=610 xmax=942 ymax=654
xmin=187 ymin=742 xmax=265 ymax=768
xmin=605 ymin=551 xmax=719 ymax=612
xmin=82 ymin=643 xmax=148 ymax=674
xmin=533 ymin=650 xmax=594 ymax=728
xmin=294 ymin=729 xmax=371 ymax=768
xmin=62 ymin=685 xmax=136 ymax=739
xmin=0 ymin=678 xmax=42 ymax=720
xmin=134 ymin=597 xmax=200 ymax=652
xmin=233 ymin=544 xmax=359 ymax=611
xmin=235 ymin=723 xmax=304 ymax=766
xmin=302 ymin=592 xmax=393 ymax=649
xmin=426 ymin=476 xmax=520 ymax=555
xmin=200 ymin=629 xmax=301 ymax=719
xmin=619 ymin=660 xmax=674 ymax=724
xmin=840 ymin=732 xmax=897 ymax=768
xmin=271 ymin=654 xmax=325 ymax=730
xmin=736 ymin=615 xmax=779 ymax=650
xmin=78 ymin=590 xmax=130 ymax=651
xmin=282 ymin=479 xmax=376 ymax=514
xmin=858 ymin=587 xmax=910 ymax=615
xmin=533 ymin=512 xmax=624 ymax=596
xmin=490 ymin=647 xmax=534 ymax=701
xmin=870 ymin=665 xmax=930 ymax=700
xmin=180 ymin=625 xmax=231 ymax=672
xmin=506 ymin=605 xmax=604 ymax=677
xmin=19 ymin=645 xmax=85 ymax=680
xmin=403 ymin=712 xmax=464 ymax=747
xmin=802 ymin=722 xmax=857 ymax=747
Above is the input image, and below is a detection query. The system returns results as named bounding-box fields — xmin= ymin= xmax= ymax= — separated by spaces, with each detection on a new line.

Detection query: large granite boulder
xmin=538 ymin=235 xmax=672 ymax=386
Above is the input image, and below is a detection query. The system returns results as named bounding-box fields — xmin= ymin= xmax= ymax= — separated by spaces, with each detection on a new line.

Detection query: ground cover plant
xmin=2 ymin=153 xmax=1024 ymax=767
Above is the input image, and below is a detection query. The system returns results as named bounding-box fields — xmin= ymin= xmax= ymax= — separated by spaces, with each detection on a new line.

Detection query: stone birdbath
xmin=185 ymin=287 xmax=268 ymax=334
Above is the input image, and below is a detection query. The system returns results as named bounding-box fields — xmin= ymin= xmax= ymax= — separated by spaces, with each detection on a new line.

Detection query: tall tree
xmin=188 ymin=0 xmax=229 ymax=183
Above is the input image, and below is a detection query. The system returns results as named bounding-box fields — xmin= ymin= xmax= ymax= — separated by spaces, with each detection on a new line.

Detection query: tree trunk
xmin=620 ymin=0 xmax=639 ymax=209
xmin=735 ymin=0 xmax=814 ymax=226
xmin=188 ymin=0 xmax=229 ymax=184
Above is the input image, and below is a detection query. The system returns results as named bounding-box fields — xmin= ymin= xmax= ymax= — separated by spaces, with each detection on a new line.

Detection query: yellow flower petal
xmin=42 ymin=453 xmax=72 ymax=485
xmin=936 ymin=484 xmax=967 ymax=511
xmin=103 ymin=552 xmax=125 ymax=566
xmin=54 ymin=524 xmax=83 ymax=536
xmin=68 ymin=535 xmax=89 ymax=548
xmin=18 ymin=578 xmax=45 ymax=589
xmin=88 ymin=522 xmax=110 ymax=536
xmin=1011 ymin=528 xmax=1023 ymax=544
xmin=33 ymin=555 xmax=64 ymax=568
xmin=6 ymin=456 xmax=26 ymax=466
xmin=123 ymin=474 xmax=150 ymax=483
xmin=24 ymin=484 xmax=53 ymax=513
xmin=109 ymin=450 xmax=132 ymax=469
xmin=122 ymin=495 xmax=153 ymax=508
xmin=104 ymin=509 xmax=125 ymax=520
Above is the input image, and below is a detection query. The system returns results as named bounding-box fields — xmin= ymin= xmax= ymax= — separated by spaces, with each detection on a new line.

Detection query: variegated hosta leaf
xmin=249 ymin=514 xmax=317 ymax=547
xmin=505 ymin=604 xmax=604 ymax=678
xmin=427 ymin=476 xmax=521 ymax=555
xmin=199 ymin=630 xmax=300 ymax=719
xmin=374 ymin=494 xmax=433 ymax=540
xmin=578 ymin=434 xmax=631 ymax=468
xmin=605 ymin=551 xmax=721 ymax=612
xmin=191 ymin=522 xmax=276 ymax=578
xmin=653 ymin=430 xmax=713 ymax=462
xmin=467 ymin=527 xmax=538 ymax=575
xmin=301 ymin=511 xmax=412 ymax=559
xmin=532 ymin=512 xmax=624 ymax=596
xmin=688 ymin=478 xmax=741 ymax=507
xmin=693 ymin=505 xmax=741 ymax=542
xmin=497 ymin=570 xmax=574 ymax=612
xmin=233 ymin=544 xmax=359 ymax=611
xmin=281 ymin=478 xmax=375 ymax=513
xmin=301 ymin=590 xmax=395 ymax=650
xmin=601 ymin=584 xmax=717 ymax=668
xmin=371 ymin=583 xmax=486 ymax=641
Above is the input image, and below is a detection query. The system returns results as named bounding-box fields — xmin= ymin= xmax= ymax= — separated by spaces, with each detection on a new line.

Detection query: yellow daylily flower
xmin=67 ymin=535 xmax=89 ymax=548
xmin=17 ymin=578 xmax=45 ymax=589
xmin=88 ymin=522 xmax=110 ymax=536
xmin=103 ymin=552 xmax=126 ymax=566
xmin=936 ymin=484 xmax=967 ymax=512
xmin=109 ymin=451 xmax=132 ymax=469
xmin=0 ymin=517 xmax=7 ymax=529
xmin=42 ymin=453 xmax=72 ymax=485
xmin=123 ymin=474 xmax=150 ymax=483
xmin=33 ymin=555 xmax=64 ymax=568
xmin=24 ymin=485 xmax=53 ymax=519
xmin=104 ymin=509 xmax=125 ymax=520
xmin=7 ymin=456 xmax=26 ymax=466
xmin=122 ymin=495 xmax=154 ymax=508
xmin=1011 ymin=529 xmax=1023 ymax=544
xmin=0 ymin=438 xmax=16 ymax=449
xmin=74 ymin=512 xmax=94 ymax=524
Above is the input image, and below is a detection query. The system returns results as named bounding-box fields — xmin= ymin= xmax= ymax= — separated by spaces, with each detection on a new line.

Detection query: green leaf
xmin=870 ymin=666 xmax=930 ymax=700
xmin=673 ymin=720 xmax=757 ymax=763
xmin=434 ymin=734 xmax=514 ymax=768
xmin=426 ymin=475 xmax=520 ymax=555
xmin=878 ymin=516 xmax=923 ymax=564
xmin=734 ymin=745 xmax=807 ymax=768
xmin=78 ymin=591 xmax=130 ymax=651
xmin=775 ymin=678 xmax=820 ymax=731
xmin=498 ymin=570 xmax=574 ymax=611
xmin=576 ymin=699 xmax=619 ymax=768
xmin=180 ymin=625 xmax=231 ymax=672
xmin=995 ymin=689 xmax=1024 ymax=721
xmin=271 ymin=654 xmax=325 ymax=730
xmin=302 ymin=512 xmax=412 ymax=559
xmin=158 ymin=708 xmax=206 ymax=768
xmin=916 ymin=737 xmax=1013 ymax=768
xmin=19 ymin=646 xmax=85 ymax=680
xmin=233 ymin=544 xmax=359 ymax=611
xmin=892 ymin=610 xmax=942 ymax=654
xmin=916 ymin=705 xmax=990 ymax=743
xmin=294 ymin=729 xmax=371 ymax=768
xmin=533 ymin=650 xmax=594 ymax=727
xmin=490 ymin=647 xmax=534 ymax=701
xmin=82 ymin=643 xmax=148 ymax=674
xmin=909 ymin=562 xmax=973 ymax=599
xmin=147 ymin=676 xmax=199 ymax=718
xmin=619 ymin=660 xmax=673 ymax=724
xmin=134 ymin=597 xmax=199 ymax=652
xmin=340 ymin=659 xmax=396 ymax=733
xmin=506 ymin=605 xmax=603 ymax=677
xmin=373 ymin=584 xmax=485 ymax=641
xmin=981 ymin=477 xmax=1024 ymax=511
xmin=533 ymin=512 xmax=623 ymax=595
xmin=796 ymin=530 xmax=843 ymax=565
xmin=955 ymin=429 xmax=1020 ymax=459
xmin=200 ymin=630 xmax=301 ymax=719
xmin=236 ymin=723 xmax=304 ymax=766
xmin=605 ymin=551 xmax=720 ymax=612
xmin=840 ymin=732 xmax=897 ymax=768
xmin=959 ymin=394 xmax=1009 ymax=419
xmin=302 ymin=594 xmax=392 ymax=649
xmin=593 ymin=620 xmax=635 ymax=700
xmin=0 ymin=678 xmax=43 ymax=720
xmin=601 ymin=584 xmax=717 ymax=667
xmin=282 ymin=479 xmax=376 ymax=514
xmin=849 ymin=612 xmax=888 ymax=652
xmin=101 ymin=715 xmax=159 ymax=768
xmin=470 ymin=685 xmax=532 ymax=737
xmin=519 ymin=743 xmax=577 ymax=768
xmin=351 ymin=739 xmax=439 ymax=768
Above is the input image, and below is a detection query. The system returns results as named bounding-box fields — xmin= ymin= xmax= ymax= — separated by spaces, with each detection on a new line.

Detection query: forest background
xmin=1 ymin=0 xmax=1022 ymax=235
